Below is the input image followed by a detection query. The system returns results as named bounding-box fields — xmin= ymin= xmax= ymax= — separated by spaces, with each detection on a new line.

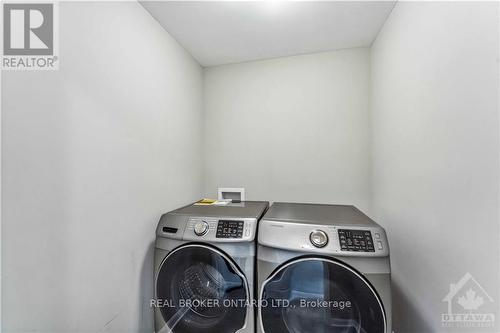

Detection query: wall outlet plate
xmin=217 ymin=187 xmax=245 ymax=202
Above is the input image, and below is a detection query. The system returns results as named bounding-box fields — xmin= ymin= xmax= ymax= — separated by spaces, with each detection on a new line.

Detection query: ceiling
xmin=141 ymin=1 xmax=396 ymax=67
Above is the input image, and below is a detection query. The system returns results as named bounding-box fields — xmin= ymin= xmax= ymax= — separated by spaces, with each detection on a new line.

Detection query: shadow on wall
xmin=139 ymin=241 xmax=155 ymax=332
xmin=392 ymin=279 xmax=432 ymax=333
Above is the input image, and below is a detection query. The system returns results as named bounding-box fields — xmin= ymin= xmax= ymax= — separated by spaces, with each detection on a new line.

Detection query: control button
xmin=194 ymin=221 xmax=209 ymax=236
xmin=377 ymin=241 xmax=383 ymax=250
xmin=310 ymin=230 xmax=328 ymax=248
xmin=245 ymin=228 xmax=250 ymax=237
xmin=375 ymin=233 xmax=381 ymax=239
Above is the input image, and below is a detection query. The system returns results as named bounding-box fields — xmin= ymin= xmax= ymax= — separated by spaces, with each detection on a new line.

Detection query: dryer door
xmin=156 ymin=244 xmax=249 ymax=333
xmin=259 ymin=257 xmax=386 ymax=333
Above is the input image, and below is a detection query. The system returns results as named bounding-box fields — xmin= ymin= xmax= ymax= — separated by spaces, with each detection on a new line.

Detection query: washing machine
xmin=257 ymin=202 xmax=392 ymax=333
xmin=154 ymin=200 xmax=269 ymax=333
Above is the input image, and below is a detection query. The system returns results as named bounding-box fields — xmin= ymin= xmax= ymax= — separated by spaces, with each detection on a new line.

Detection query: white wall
xmin=1 ymin=2 xmax=203 ymax=332
xmin=370 ymin=2 xmax=499 ymax=332
xmin=203 ymin=49 xmax=371 ymax=209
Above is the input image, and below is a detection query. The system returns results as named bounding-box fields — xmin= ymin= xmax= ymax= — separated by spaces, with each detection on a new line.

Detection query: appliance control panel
xmin=258 ymin=221 xmax=389 ymax=257
xmin=216 ymin=220 xmax=244 ymax=238
xmin=183 ymin=217 xmax=255 ymax=241
xmin=338 ymin=229 xmax=374 ymax=252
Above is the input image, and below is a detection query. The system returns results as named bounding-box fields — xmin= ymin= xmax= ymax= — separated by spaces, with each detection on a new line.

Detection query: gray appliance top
xmin=262 ymin=202 xmax=380 ymax=228
xmin=258 ymin=202 xmax=388 ymax=256
xmin=168 ymin=201 xmax=269 ymax=219
xmin=157 ymin=201 xmax=269 ymax=242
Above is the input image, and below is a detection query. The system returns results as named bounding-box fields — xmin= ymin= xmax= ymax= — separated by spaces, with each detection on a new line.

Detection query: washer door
xmin=156 ymin=244 xmax=249 ymax=333
xmin=260 ymin=257 xmax=386 ymax=333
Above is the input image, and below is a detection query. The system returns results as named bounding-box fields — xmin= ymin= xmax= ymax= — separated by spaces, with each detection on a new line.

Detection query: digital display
xmin=338 ymin=229 xmax=374 ymax=252
xmin=216 ymin=220 xmax=244 ymax=238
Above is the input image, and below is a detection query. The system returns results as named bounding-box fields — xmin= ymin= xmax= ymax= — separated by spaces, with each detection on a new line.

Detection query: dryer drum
xmin=178 ymin=263 xmax=226 ymax=318
xmin=260 ymin=257 xmax=386 ymax=333
xmin=156 ymin=244 xmax=249 ymax=333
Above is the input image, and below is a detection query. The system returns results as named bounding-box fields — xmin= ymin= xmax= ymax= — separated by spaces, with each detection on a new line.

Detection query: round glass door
xmin=260 ymin=258 xmax=386 ymax=333
xmin=156 ymin=244 xmax=248 ymax=333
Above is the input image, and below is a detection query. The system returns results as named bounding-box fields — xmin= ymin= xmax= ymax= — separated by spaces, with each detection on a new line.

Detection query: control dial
xmin=194 ymin=221 xmax=209 ymax=236
xmin=310 ymin=230 xmax=328 ymax=248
